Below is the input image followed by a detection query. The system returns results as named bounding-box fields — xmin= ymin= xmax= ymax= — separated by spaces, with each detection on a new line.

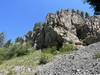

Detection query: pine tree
xmin=15 ymin=37 xmax=24 ymax=44
xmin=33 ymin=22 xmax=42 ymax=31
xmin=4 ymin=40 xmax=12 ymax=48
xmin=25 ymin=31 xmax=32 ymax=41
xmin=83 ymin=0 xmax=100 ymax=15
xmin=81 ymin=11 xmax=84 ymax=17
xmin=85 ymin=12 xmax=89 ymax=18
xmin=72 ymin=9 xmax=75 ymax=13
xmin=0 ymin=32 xmax=5 ymax=47
xmin=76 ymin=10 xmax=80 ymax=14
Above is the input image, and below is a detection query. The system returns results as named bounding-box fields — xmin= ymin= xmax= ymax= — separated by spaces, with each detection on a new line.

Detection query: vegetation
xmin=83 ymin=0 xmax=100 ymax=15
xmin=15 ymin=37 xmax=24 ymax=44
xmin=0 ymin=0 xmax=98 ymax=74
xmin=0 ymin=29 xmax=76 ymax=75
xmin=25 ymin=31 xmax=33 ymax=41
xmin=39 ymin=53 xmax=53 ymax=65
xmin=33 ymin=22 xmax=43 ymax=31
xmin=80 ymin=11 xmax=84 ymax=17
xmin=94 ymin=53 xmax=100 ymax=59
xmin=42 ymin=47 xmax=58 ymax=55
xmin=85 ymin=12 xmax=89 ymax=18
xmin=4 ymin=40 xmax=12 ymax=48
xmin=0 ymin=44 xmax=31 ymax=61
xmin=72 ymin=9 xmax=75 ymax=13
xmin=76 ymin=10 xmax=80 ymax=14
xmin=0 ymin=9 xmax=80 ymax=74
xmin=67 ymin=9 xmax=90 ymax=18
xmin=59 ymin=44 xmax=77 ymax=53
xmin=0 ymin=43 xmax=75 ymax=67
xmin=0 ymin=25 xmax=76 ymax=67
xmin=0 ymin=51 xmax=41 ymax=70
xmin=0 ymin=32 xmax=5 ymax=47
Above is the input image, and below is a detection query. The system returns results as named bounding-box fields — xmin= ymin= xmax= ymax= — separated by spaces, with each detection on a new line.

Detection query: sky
xmin=0 ymin=0 xmax=93 ymax=41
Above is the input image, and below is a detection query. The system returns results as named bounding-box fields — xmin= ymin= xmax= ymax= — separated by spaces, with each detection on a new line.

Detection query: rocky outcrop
xmin=35 ymin=26 xmax=64 ymax=50
xmin=45 ymin=10 xmax=100 ymax=45
xmin=30 ymin=9 xmax=100 ymax=49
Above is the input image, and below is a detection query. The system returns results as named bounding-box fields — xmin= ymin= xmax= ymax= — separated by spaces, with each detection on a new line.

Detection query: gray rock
xmin=45 ymin=10 xmax=100 ymax=45
xmin=35 ymin=42 xmax=100 ymax=75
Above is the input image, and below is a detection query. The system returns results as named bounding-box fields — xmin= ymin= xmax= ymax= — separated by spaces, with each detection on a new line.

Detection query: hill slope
xmin=0 ymin=42 xmax=100 ymax=75
xmin=34 ymin=42 xmax=100 ymax=75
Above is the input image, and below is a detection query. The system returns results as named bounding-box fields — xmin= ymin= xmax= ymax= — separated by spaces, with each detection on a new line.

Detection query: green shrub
xmin=0 ymin=43 xmax=35 ymax=65
xmin=39 ymin=53 xmax=53 ymax=65
xmin=94 ymin=53 xmax=100 ymax=59
xmin=0 ymin=43 xmax=31 ymax=61
xmin=83 ymin=37 xmax=97 ymax=45
xmin=68 ymin=40 xmax=74 ymax=44
xmin=59 ymin=44 xmax=76 ymax=53
xmin=0 ymin=48 xmax=8 ymax=60
xmin=15 ymin=45 xmax=28 ymax=56
xmin=0 ymin=48 xmax=9 ymax=64
xmin=42 ymin=47 xmax=58 ymax=55
xmin=9 ymin=44 xmax=30 ymax=57
xmin=39 ymin=55 xmax=48 ymax=65
xmin=7 ymin=71 xmax=13 ymax=75
xmin=33 ymin=22 xmax=43 ymax=31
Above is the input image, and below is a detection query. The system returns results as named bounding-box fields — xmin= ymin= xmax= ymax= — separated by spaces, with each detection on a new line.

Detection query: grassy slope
xmin=0 ymin=51 xmax=41 ymax=71
xmin=0 ymin=51 xmax=54 ymax=71
xmin=0 ymin=44 xmax=76 ymax=75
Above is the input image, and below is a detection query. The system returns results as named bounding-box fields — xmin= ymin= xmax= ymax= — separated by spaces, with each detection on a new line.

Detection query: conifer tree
xmin=85 ymin=12 xmax=89 ymax=18
xmin=83 ymin=0 xmax=100 ymax=15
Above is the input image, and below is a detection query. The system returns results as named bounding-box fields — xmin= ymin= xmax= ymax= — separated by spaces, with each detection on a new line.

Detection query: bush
xmin=0 ymin=43 xmax=31 ymax=61
xmin=83 ymin=36 xmax=97 ymax=45
xmin=0 ymin=41 xmax=36 ymax=63
xmin=42 ymin=47 xmax=58 ymax=55
xmin=9 ymin=44 xmax=30 ymax=57
xmin=0 ymin=48 xmax=8 ymax=60
xmin=33 ymin=22 xmax=43 ymax=31
xmin=0 ymin=48 xmax=9 ymax=64
xmin=94 ymin=53 xmax=100 ymax=59
xmin=39 ymin=53 xmax=53 ymax=65
xmin=68 ymin=40 xmax=74 ymax=44
xmin=59 ymin=44 xmax=76 ymax=53
xmin=39 ymin=54 xmax=48 ymax=65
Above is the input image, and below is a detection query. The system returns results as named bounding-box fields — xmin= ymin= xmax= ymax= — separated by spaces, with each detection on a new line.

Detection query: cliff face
xmin=46 ymin=10 xmax=100 ymax=44
xmin=32 ymin=9 xmax=100 ymax=49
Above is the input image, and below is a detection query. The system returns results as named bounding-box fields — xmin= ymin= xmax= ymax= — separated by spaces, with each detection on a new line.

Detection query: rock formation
xmin=45 ymin=9 xmax=100 ymax=45
xmin=27 ymin=9 xmax=100 ymax=49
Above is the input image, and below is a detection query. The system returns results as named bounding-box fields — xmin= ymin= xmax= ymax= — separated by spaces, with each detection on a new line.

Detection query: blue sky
xmin=0 ymin=0 xmax=93 ymax=41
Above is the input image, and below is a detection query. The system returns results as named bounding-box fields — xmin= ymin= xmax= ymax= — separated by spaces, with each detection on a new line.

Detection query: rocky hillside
xmin=31 ymin=9 xmax=100 ymax=49
xmin=34 ymin=42 xmax=100 ymax=75
xmin=28 ymin=10 xmax=100 ymax=75
xmin=0 ymin=42 xmax=100 ymax=75
xmin=0 ymin=9 xmax=100 ymax=75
